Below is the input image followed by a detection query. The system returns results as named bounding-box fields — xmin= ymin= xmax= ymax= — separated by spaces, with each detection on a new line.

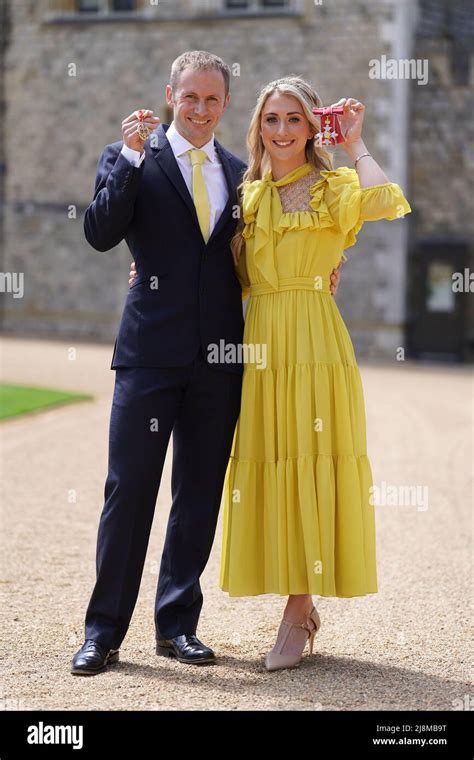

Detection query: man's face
xmin=166 ymin=68 xmax=230 ymax=148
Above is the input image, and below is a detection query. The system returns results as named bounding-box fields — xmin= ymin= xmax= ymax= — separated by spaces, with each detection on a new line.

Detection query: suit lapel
xmin=207 ymin=139 xmax=238 ymax=245
xmin=148 ymin=123 xmax=201 ymax=230
xmin=148 ymin=124 xmax=238 ymax=246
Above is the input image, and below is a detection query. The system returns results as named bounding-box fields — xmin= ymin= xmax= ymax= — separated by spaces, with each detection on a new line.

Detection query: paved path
xmin=0 ymin=336 xmax=471 ymax=710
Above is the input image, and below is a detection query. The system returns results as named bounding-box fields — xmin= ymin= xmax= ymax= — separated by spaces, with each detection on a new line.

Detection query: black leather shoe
xmin=156 ymin=634 xmax=216 ymax=664
xmin=71 ymin=639 xmax=120 ymax=676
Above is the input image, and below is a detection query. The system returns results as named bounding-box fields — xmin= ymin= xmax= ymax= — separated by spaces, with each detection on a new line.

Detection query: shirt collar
xmin=166 ymin=121 xmax=216 ymax=163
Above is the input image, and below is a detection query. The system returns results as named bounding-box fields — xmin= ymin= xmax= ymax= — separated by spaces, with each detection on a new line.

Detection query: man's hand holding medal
xmin=121 ymin=109 xmax=161 ymax=153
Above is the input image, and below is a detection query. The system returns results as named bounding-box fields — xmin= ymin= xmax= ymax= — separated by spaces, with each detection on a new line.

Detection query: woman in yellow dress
xmin=218 ymin=77 xmax=411 ymax=671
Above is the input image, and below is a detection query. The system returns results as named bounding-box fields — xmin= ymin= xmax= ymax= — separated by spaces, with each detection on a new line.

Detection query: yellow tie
xmin=188 ymin=149 xmax=210 ymax=242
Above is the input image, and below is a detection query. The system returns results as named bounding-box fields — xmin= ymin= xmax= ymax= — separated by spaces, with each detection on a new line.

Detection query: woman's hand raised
xmin=331 ymin=98 xmax=365 ymax=146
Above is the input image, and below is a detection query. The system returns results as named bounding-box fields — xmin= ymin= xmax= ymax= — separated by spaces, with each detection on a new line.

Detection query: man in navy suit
xmin=71 ymin=51 xmax=248 ymax=675
xmin=72 ymin=51 xmax=341 ymax=675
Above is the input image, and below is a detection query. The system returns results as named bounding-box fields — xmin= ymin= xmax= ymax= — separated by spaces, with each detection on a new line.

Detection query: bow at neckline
xmin=241 ymin=162 xmax=334 ymax=290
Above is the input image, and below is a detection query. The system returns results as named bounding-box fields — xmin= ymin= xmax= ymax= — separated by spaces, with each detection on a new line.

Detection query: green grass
xmin=0 ymin=383 xmax=93 ymax=420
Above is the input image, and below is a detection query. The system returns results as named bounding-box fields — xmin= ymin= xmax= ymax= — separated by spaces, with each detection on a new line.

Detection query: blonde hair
xmin=231 ymin=76 xmax=334 ymax=265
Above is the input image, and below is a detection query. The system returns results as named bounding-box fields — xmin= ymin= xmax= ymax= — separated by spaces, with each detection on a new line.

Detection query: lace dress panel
xmin=277 ymin=168 xmax=321 ymax=212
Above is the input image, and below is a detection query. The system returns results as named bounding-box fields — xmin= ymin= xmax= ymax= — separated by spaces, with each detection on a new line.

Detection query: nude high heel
xmin=265 ymin=606 xmax=321 ymax=672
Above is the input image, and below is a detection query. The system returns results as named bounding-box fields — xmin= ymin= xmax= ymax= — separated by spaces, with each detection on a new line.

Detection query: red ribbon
xmin=312 ymin=106 xmax=345 ymax=146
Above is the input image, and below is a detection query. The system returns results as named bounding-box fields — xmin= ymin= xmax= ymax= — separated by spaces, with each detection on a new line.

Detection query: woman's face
xmin=260 ymin=92 xmax=314 ymax=166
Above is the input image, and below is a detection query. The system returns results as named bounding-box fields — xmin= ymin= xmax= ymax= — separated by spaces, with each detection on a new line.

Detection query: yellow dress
xmin=219 ymin=162 xmax=411 ymax=597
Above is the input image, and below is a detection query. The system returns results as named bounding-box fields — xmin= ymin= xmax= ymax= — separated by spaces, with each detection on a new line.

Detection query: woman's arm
xmin=332 ymin=98 xmax=390 ymax=187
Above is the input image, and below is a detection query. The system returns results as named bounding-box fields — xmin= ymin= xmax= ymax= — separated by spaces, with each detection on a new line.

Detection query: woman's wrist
xmin=341 ymin=137 xmax=367 ymax=161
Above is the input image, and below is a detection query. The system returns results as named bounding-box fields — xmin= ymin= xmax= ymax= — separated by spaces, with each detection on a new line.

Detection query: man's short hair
xmin=170 ymin=51 xmax=231 ymax=97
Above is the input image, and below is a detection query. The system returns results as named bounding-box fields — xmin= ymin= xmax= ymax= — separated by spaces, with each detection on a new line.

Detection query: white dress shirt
xmin=120 ymin=121 xmax=229 ymax=239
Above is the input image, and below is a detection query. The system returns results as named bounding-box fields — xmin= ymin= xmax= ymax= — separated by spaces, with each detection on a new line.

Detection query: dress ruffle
xmin=220 ymin=451 xmax=377 ymax=597
xmin=319 ymin=166 xmax=412 ymax=251
xmin=240 ymin=165 xmax=412 ymax=287
xmin=241 ymin=163 xmax=335 ymax=290
xmin=241 ymin=174 xmax=281 ymax=290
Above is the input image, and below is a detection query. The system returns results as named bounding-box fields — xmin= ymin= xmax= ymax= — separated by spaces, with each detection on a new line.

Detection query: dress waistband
xmin=249 ymin=276 xmax=331 ymax=297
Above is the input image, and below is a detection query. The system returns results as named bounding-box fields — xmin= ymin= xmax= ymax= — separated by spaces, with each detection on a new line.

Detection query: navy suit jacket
xmin=84 ymin=123 xmax=247 ymax=375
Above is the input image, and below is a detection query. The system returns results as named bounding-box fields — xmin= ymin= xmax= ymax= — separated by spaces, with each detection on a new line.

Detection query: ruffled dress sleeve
xmin=320 ymin=166 xmax=412 ymax=251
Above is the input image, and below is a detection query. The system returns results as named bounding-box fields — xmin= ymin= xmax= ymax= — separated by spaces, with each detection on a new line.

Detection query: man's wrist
xmin=121 ymin=144 xmax=145 ymax=167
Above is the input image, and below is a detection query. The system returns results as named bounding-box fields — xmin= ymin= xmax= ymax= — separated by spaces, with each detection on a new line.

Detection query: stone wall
xmin=2 ymin=0 xmax=470 ymax=359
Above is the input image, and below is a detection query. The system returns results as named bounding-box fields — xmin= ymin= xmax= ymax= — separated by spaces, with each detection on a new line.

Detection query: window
xmin=225 ymin=0 xmax=288 ymax=9
xmin=426 ymin=262 xmax=455 ymax=313
xmin=112 ymin=0 xmax=136 ymax=9
xmin=77 ymin=0 xmax=136 ymax=11
xmin=77 ymin=0 xmax=99 ymax=10
xmin=451 ymin=45 xmax=470 ymax=86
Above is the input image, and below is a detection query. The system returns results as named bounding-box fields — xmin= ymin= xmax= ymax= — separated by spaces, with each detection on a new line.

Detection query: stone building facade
xmin=0 ymin=0 xmax=472 ymax=360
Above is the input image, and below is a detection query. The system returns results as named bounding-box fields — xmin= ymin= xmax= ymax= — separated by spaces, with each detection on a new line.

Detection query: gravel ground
xmin=0 ymin=336 xmax=471 ymax=711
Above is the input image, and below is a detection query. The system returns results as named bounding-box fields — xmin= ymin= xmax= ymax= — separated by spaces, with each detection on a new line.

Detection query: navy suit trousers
xmin=84 ymin=347 xmax=242 ymax=650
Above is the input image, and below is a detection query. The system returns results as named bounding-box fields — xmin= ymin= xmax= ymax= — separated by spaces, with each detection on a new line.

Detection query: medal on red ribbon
xmin=312 ymin=106 xmax=345 ymax=146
